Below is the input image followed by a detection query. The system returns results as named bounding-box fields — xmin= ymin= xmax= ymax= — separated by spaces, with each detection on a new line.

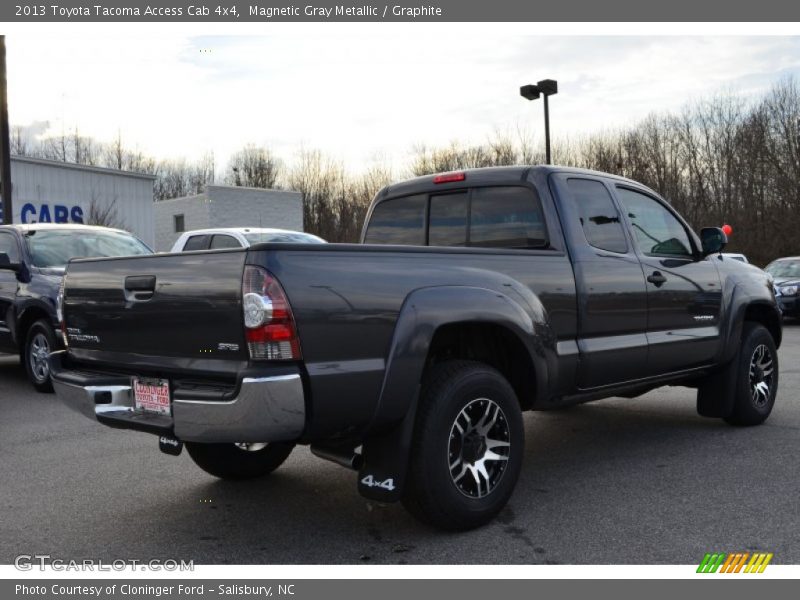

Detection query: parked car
xmin=170 ymin=228 xmax=325 ymax=252
xmin=0 ymin=223 xmax=152 ymax=391
xmin=51 ymin=166 xmax=781 ymax=530
xmin=764 ymin=256 xmax=800 ymax=317
xmin=721 ymin=252 xmax=749 ymax=263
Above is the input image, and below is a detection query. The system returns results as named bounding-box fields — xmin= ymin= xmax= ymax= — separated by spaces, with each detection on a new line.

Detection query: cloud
xmin=7 ymin=34 xmax=800 ymax=171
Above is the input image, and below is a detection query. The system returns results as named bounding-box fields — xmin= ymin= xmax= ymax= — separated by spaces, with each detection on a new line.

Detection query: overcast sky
xmin=7 ymin=34 xmax=800 ymax=172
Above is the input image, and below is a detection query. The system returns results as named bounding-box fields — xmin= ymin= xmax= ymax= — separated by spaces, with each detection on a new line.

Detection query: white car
xmin=721 ymin=252 xmax=749 ymax=263
xmin=170 ymin=228 xmax=325 ymax=252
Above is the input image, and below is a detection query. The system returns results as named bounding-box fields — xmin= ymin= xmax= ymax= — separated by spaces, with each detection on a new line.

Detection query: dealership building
xmin=0 ymin=157 xmax=305 ymax=252
xmin=153 ymin=185 xmax=304 ymax=251
xmin=0 ymin=155 xmax=156 ymax=247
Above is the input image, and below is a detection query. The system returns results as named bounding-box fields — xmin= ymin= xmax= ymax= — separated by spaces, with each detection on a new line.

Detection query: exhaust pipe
xmin=311 ymin=444 xmax=363 ymax=470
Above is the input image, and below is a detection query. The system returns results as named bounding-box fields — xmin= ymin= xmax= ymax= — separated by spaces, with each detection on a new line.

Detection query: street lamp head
xmin=537 ymin=79 xmax=558 ymax=96
xmin=520 ymin=84 xmax=541 ymax=101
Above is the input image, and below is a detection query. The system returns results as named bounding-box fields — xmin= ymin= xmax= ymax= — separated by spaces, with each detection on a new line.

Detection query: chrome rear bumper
xmin=50 ymin=351 xmax=305 ymax=443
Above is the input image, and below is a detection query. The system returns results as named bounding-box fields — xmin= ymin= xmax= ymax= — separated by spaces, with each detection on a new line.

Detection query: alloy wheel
xmin=448 ymin=398 xmax=511 ymax=498
xmin=29 ymin=333 xmax=51 ymax=383
xmin=749 ymin=343 xmax=775 ymax=408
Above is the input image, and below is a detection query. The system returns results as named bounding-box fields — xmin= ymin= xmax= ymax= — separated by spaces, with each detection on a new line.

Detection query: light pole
xmin=520 ymin=78 xmax=558 ymax=165
xmin=0 ymin=36 xmax=11 ymax=224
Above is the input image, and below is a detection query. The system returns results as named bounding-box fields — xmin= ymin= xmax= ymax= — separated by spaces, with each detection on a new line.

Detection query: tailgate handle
xmin=124 ymin=275 xmax=156 ymax=300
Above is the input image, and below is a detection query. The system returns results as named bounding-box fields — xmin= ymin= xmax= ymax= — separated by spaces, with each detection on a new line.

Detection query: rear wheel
xmin=724 ymin=323 xmax=779 ymax=426
xmin=23 ymin=319 xmax=56 ymax=393
xmin=185 ymin=441 xmax=294 ymax=480
xmin=402 ymin=360 xmax=524 ymax=531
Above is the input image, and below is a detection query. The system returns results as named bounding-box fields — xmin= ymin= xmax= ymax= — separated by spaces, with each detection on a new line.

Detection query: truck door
xmin=0 ymin=231 xmax=21 ymax=351
xmin=551 ymin=175 xmax=650 ymax=388
xmin=614 ymin=186 xmax=722 ymax=375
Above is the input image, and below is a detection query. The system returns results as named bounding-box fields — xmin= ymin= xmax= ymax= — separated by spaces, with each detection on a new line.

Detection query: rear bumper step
xmin=49 ymin=351 xmax=306 ymax=443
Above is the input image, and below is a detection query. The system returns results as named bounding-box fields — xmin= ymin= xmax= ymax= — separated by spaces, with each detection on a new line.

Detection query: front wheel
xmin=185 ymin=442 xmax=294 ymax=480
xmin=402 ymin=360 xmax=524 ymax=531
xmin=24 ymin=319 xmax=57 ymax=393
xmin=724 ymin=323 xmax=779 ymax=426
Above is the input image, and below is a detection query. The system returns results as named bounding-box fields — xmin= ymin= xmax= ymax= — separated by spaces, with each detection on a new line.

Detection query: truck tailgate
xmin=63 ymin=250 xmax=248 ymax=372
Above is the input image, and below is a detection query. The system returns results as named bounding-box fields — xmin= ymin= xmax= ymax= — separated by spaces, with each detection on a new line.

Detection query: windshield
xmin=765 ymin=260 xmax=800 ymax=278
xmin=25 ymin=229 xmax=152 ymax=268
xmin=243 ymin=232 xmax=325 ymax=245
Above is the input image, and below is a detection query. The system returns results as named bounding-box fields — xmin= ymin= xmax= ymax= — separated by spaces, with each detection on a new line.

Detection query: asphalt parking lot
xmin=1 ymin=325 xmax=799 ymax=565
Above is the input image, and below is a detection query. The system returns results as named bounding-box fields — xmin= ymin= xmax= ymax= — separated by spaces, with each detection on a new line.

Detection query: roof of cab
xmin=376 ymin=165 xmax=649 ymax=201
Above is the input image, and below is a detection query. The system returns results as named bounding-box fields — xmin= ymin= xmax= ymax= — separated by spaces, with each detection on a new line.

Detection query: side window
xmin=429 ymin=193 xmax=467 ymax=247
xmin=0 ymin=232 xmax=20 ymax=262
xmin=364 ymin=195 xmax=426 ymax=245
xmin=617 ymin=188 xmax=694 ymax=258
xmin=181 ymin=235 xmax=209 ymax=251
xmin=566 ymin=178 xmax=627 ymax=253
xmin=174 ymin=215 xmax=185 ymax=233
xmin=210 ymin=235 xmax=242 ymax=250
xmin=469 ymin=187 xmax=547 ymax=248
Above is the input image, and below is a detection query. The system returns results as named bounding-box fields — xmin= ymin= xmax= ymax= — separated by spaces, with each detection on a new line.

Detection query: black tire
xmin=402 ymin=360 xmax=524 ymax=531
xmin=23 ymin=319 xmax=56 ymax=393
xmin=724 ymin=323 xmax=779 ymax=426
xmin=185 ymin=442 xmax=294 ymax=480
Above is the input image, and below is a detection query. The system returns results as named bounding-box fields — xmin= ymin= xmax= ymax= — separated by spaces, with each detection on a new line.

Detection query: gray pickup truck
xmin=51 ymin=166 xmax=781 ymax=530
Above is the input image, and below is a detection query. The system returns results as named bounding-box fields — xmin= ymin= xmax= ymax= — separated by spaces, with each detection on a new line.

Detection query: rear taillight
xmin=242 ymin=266 xmax=301 ymax=361
xmin=56 ymin=276 xmax=68 ymax=347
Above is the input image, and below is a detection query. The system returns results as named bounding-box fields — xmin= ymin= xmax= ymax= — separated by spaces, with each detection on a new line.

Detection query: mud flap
xmin=159 ymin=435 xmax=183 ymax=456
xmin=697 ymin=349 xmax=740 ymax=418
xmin=357 ymin=400 xmax=418 ymax=503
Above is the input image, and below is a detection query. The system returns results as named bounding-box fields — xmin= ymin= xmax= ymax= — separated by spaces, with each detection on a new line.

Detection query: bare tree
xmin=86 ymin=192 xmax=126 ymax=230
xmin=104 ymin=129 xmax=125 ymax=170
xmin=286 ymin=150 xmax=392 ymax=242
xmin=226 ymin=144 xmax=281 ymax=189
xmin=10 ymin=126 xmax=29 ymax=155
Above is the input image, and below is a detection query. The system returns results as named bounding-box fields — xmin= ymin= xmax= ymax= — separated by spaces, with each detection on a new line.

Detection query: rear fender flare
xmin=357 ymin=285 xmax=552 ymax=502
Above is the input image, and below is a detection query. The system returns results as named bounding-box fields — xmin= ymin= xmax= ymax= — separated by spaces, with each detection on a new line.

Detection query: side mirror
xmin=0 ymin=252 xmax=21 ymax=272
xmin=699 ymin=227 xmax=728 ymax=257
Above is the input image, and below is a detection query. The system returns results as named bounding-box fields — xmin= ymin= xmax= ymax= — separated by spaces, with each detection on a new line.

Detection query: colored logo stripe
xmin=697 ymin=552 xmax=773 ymax=573
xmin=744 ymin=553 xmax=773 ymax=573
xmin=697 ymin=553 xmax=725 ymax=573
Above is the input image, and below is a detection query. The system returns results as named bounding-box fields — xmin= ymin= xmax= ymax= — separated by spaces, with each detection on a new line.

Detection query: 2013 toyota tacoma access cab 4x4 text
xmin=51 ymin=166 xmax=782 ymax=530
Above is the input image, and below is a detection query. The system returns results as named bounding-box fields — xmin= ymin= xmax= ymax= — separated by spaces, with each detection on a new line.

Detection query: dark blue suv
xmin=0 ymin=224 xmax=151 ymax=391
xmin=765 ymin=257 xmax=800 ymax=318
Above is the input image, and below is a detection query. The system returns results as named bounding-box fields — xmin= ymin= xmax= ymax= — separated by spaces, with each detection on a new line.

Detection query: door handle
xmin=647 ymin=271 xmax=667 ymax=287
xmin=124 ymin=275 xmax=156 ymax=301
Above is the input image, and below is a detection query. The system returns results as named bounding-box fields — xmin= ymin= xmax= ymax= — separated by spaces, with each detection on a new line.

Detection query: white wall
xmin=207 ymin=185 xmax=303 ymax=231
xmin=5 ymin=156 xmax=156 ymax=247
xmin=153 ymin=193 xmax=211 ymax=252
xmin=153 ymin=186 xmax=304 ymax=252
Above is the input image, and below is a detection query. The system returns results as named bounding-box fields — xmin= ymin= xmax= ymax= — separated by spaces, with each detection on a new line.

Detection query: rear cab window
xmin=429 ymin=193 xmax=468 ymax=246
xmin=365 ymin=186 xmax=547 ymax=249
xmin=469 ymin=187 xmax=546 ymax=248
xmin=565 ymin=178 xmax=628 ymax=253
xmin=364 ymin=194 xmax=427 ymax=245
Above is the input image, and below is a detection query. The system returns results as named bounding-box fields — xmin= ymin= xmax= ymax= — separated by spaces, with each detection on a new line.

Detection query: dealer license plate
xmin=132 ymin=377 xmax=171 ymax=416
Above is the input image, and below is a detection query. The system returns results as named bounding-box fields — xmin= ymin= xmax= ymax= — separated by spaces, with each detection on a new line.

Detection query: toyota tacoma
xmin=50 ymin=166 xmax=781 ymax=530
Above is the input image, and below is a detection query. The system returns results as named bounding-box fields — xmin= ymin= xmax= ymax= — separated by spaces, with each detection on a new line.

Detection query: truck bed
xmin=62 ymin=242 xmax=577 ymax=437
